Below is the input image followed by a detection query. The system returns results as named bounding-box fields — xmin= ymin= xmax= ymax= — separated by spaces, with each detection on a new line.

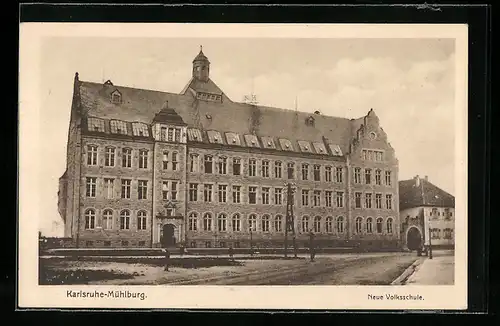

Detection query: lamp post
xmin=428 ymin=217 xmax=433 ymax=259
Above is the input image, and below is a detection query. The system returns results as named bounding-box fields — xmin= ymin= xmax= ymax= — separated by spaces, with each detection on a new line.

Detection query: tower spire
xmin=192 ymin=46 xmax=210 ymax=82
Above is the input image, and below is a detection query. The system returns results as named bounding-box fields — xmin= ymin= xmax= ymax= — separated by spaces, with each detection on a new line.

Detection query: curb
xmin=391 ymin=258 xmax=423 ymax=285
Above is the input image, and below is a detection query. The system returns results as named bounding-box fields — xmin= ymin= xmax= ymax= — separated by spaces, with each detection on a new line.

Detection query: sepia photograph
xmin=19 ymin=23 xmax=468 ymax=310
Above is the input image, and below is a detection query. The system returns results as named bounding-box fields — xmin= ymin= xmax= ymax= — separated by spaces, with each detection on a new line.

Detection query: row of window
xmin=85 ymin=177 xmax=153 ymax=200
xmin=188 ymin=212 xmax=395 ymax=235
xmin=361 ymin=149 xmax=384 ymax=162
xmin=429 ymin=208 xmax=454 ymax=219
xmin=84 ymin=209 xmax=147 ymax=230
xmin=430 ymin=228 xmax=454 ymax=239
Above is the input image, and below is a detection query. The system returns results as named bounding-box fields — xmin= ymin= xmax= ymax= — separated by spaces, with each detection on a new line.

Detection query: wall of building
xmin=400 ymin=207 xmax=425 ymax=249
xmin=423 ymin=206 xmax=455 ymax=247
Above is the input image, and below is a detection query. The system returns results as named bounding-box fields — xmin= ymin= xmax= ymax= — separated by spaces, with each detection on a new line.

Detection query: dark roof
xmin=152 ymin=106 xmax=187 ymax=125
xmin=181 ymin=77 xmax=224 ymax=96
xmin=399 ymin=178 xmax=455 ymax=210
xmin=78 ymin=79 xmax=356 ymax=154
xmin=193 ymin=49 xmax=209 ymax=63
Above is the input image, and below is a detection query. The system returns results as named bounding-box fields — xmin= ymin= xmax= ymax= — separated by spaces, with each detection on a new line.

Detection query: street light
xmin=284 ymin=182 xmax=297 ymax=258
xmin=428 ymin=217 xmax=433 ymax=259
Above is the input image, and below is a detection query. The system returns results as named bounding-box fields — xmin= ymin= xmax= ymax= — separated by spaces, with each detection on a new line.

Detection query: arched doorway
xmin=406 ymin=227 xmax=422 ymax=251
xmin=161 ymin=224 xmax=176 ymax=248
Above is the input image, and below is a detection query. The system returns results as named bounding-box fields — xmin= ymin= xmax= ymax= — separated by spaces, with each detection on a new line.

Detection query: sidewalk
xmin=405 ymin=251 xmax=455 ymax=285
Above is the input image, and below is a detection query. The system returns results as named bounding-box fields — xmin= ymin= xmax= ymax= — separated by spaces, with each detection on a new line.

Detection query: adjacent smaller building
xmin=399 ymin=175 xmax=455 ymax=250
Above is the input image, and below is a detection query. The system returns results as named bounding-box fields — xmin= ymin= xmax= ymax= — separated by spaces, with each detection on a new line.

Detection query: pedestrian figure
xmin=163 ymin=248 xmax=170 ymax=271
xmin=416 ymin=247 xmax=422 ymax=257
xmin=179 ymin=244 xmax=185 ymax=257
xmin=228 ymin=246 xmax=234 ymax=261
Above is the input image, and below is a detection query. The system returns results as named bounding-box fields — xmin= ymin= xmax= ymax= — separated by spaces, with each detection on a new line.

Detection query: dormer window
xmin=111 ymin=90 xmax=122 ymax=104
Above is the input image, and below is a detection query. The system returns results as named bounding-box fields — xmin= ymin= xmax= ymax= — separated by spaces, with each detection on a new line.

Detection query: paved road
xmin=405 ymin=250 xmax=455 ymax=285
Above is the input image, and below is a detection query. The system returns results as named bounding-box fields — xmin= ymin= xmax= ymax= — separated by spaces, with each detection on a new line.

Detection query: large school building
xmin=58 ymin=47 xmax=401 ymax=249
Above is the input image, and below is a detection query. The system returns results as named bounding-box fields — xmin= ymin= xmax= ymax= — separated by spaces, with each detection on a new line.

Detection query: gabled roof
xmin=78 ymin=79 xmax=354 ymax=154
xmin=181 ymin=77 xmax=225 ymax=96
xmin=399 ymin=177 xmax=455 ymax=210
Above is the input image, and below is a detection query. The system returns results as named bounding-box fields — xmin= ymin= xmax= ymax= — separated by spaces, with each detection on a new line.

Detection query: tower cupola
xmin=192 ymin=45 xmax=210 ymax=82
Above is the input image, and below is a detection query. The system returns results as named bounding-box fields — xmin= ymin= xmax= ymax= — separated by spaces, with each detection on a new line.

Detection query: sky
xmin=39 ymin=37 xmax=455 ymax=236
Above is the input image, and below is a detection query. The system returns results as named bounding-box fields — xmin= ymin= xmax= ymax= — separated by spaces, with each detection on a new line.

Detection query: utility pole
xmin=428 ymin=218 xmax=433 ymax=259
xmin=285 ymin=183 xmax=297 ymax=258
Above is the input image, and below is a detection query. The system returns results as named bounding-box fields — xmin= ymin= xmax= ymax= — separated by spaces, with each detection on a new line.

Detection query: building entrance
xmin=161 ymin=224 xmax=176 ymax=248
xmin=406 ymin=227 xmax=423 ymax=251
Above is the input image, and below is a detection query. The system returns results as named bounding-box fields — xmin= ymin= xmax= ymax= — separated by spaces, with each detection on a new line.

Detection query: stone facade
xmin=58 ymin=48 xmax=401 ymax=249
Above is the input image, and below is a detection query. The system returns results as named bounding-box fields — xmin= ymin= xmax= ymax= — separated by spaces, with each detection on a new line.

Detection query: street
xmin=404 ymin=249 xmax=455 ymax=285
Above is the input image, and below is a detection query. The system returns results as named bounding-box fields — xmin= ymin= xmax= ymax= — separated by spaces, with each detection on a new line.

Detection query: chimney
xmin=424 ymin=175 xmax=428 ymax=181
xmin=415 ymin=175 xmax=420 ymax=187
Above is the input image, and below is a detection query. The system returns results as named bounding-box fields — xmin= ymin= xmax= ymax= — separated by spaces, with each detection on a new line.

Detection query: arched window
xmin=274 ymin=215 xmax=283 ymax=232
xmin=386 ymin=218 xmax=394 ymax=234
xmin=314 ymin=216 xmax=321 ymax=233
xmin=85 ymin=209 xmax=95 ymax=230
xmin=261 ymin=215 xmax=270 ymax=232
xmin=337 ymin=216 xmax=344 ymax=233
xmin=188 ymin=212 xmax=198 ymax=231
xmin=355 ymin=217 xmax=363 ymax=234
xmin=248 ymin=214 xmax=257 ymax=232
xmin=218 ymin=213 xmax=227 ymax=232
xmin=203 ymin=213 xmax=212 ymax=231
xmin=301 ymin=216 xmax=310 ymax=233
xmin=366 ymin=217 xmax=373 ymax=234
xmin=325 ymin=216 xmax=333 ymax=233
xmin=376 ymin=217 xmax=383 ymax=234
xmin=102 ymin=209 xmax=113 ymax=230
xmin=232 ymin=213 xmax=241 ymax=232
xmin=137 ymin=211 xmax=147 ymax=230
xmin=120 ymin=210 xmax=130 ymax=230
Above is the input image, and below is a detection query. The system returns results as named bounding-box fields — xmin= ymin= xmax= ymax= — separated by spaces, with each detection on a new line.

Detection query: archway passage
xmin=162 ymin=224 xmax=176 ymax=248
xmin=407 ymin=227 xmax=422 ymax=251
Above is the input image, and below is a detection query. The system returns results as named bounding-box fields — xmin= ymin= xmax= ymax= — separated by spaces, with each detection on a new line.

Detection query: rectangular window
xmin=385 ymin=171 xmax=392 ymax=186
xmin=233 ymin=158 xmax=241 ymax=175
xmin=354 ymin=167 xmax=361 ymax=184
xmin=262 ymin=160 xmax=270 ymax=178
xmin=139 ymin=150 xmax=148 ymax=169
xmin=386 ymin=194 xmax=393 ymax=210
xmin=218 ymin=185 xmax=227 ymax=203
xmin=204 ymin=184 xmax=213 ymax=202
xmin=171 ymin=152 xmax=178 ymax=171
xmin=365 ymin=193 xmax=372 ymax=209
xmin=313 ymin=190 xmax=321 ymax=207
xmin=160 ymin=127 xmax=167 ymax=141
xmin=232 ymin=185 xmax=241 ymax=203
xmin=121 ymin=179 xmax=131 ymax=199
xmin=162 ymin=181 xmax=169 ymax=200
xmin=189 ymin=183 xmax=198 ymax=202
xmin=325 ymin=166 xmax=332 ymax=182
xmin=86 ymin=177 xmax=97 ymax=197
xmin=365 ymin=168 xmax=372 ymax=184
xmin=174 ymin=128 xmax=181 ymax=142
xmin=262 ymin=187 xmax=270 ymax=205
xmin=355 ymin=192 xmax=362 ymax=208
xmin=122 ymin=148 xmax=132 ymax=168
xmin=313 ymin=165 xmax=321 ymax=181
xmin=362 ymin=149 xmax=367 ymax=160
xmin=87 ymin=145 xmax=98 ymax=166
xmin=167 ymin=128 xmax=173 ymax=142
xmin=375 ymin=193 xmax=382 ymax=209
xmin=104 ymin=178 xmax=114 ymax=199
xmin=249 ymin=159 xmax=257 ymax=177
xmin=105 ymin=147 xmax=115 ymax=167
xmin=336 ymin=191 xmax=344 ymax=208
xmin=138 ymin=180 xmax=148 ymax=200
xmin=189 ymin=154 xmax=199 ymax=172
xmin=248 ymin=186 xmax=257 ymax=204
xmin=301 ymin=164 xmax=309 ymax=180
xmin=302 ymin=190 xmax=309 ymax=206
xmin=204 ymin=155 xmax=213 ymax=173
xmin=274 ymin=161 xmax=282 ymax=178
xmin=375 ymin=170 xmax=382 ymax=185
xmin=335 ymin=167 xmax=343 ymax=183
xmin=218 ymin=157 xmax=227 ymax=174
xmin=171 ymin=181 xmax=178 ymax=201
xmin=325 ymin=191 xmax=333 ymax=207
xmin=287 ymin=163 xmax=295 ymax=179
xmin=162 ymin=152 xmax=169 ymax=170
xmin=274 ymin=188 xmax=283 ymax=205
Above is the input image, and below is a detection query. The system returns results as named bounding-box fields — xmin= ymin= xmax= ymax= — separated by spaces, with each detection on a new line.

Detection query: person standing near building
xmin=163 ymin=248 xmax=171 ymax=271
xmin=228 ymin=245 xmax=234 ymax=261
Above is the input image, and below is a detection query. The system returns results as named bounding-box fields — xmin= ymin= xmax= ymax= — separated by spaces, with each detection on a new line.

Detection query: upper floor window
xmin=385 ymin=171 xmax=392 ymax=186
xmin=122 ymin=148 xmax=132 ymax=168
xmin=120 ymin=210 xmax=131 ymax=230
xmin=336 ymin=191 xmax=344 ymax=208
xmin=355 ymin=217 xmax=363 ymax=234
xmin=171 ymin=152 xmax=178 ymax=171
xmin=204 ymin=184 xmax=213 ymax=202
xmin=189 ymin=183 xmax=198 ymax=202
xmin=102 ymin=209 xmax=113 ymax=230
xmin=313 ymin=165 xmax=321 ymax=181
xmin=301 ymin=164 xmax=309 ymax=180
xmin=262 ymin=187 xmax=270 ymax=205
xmin=376 ymin=218 xmax=383 ymax=234
xmin=86 ymin=177 xmax=97 ymax=198
xmin=274 ymin=188 xmax=283 ymax=205
xmin=87 ymin=145 xmax=98 ymax=166
xmin=248 ymin=159 xmax=257 ymax=177
xmin=262 ymin=160 xmax=270 ymax=178
xmin=248 ymin=214 xmax=257 ymax=232
xmin=160 ymin=127 xmax=167 ymax=141
xmin=218 ymin=185 xmax=227 ymax=203
xmin=365 ymin=168 xmax=372 ymax=184
xmin=204 ymin=155 xmax=213 ymax=174
xmin=174 ymin=128 xmax=181 ymax=142
xmin=355 ymin=192 xmax=362 ymax=208
xmin=365 ymin=193 xmax=372 ymax=209
xmin=167 ymin=128 xmax=174 ymax=142
xmin=325 ymin=166 xmax=332 ymax=182
xmin=85 ymin=209 xmax=96 ymax=230
xmin=190 ymin=154 xmax=200 ymax=172
xmin=337 ymin=216 xmax=345 ymax=233
xmin=375 ymin=193 xmax=382 ymax=209
xmin=121 ymin=179 xmax=131 ymax=199
xmin=335 ymin=167 xmax=343 ymax=183
xmin=354 ymin=167 xmax=361 ymax=184
xmin=301 ymin=190 xmax=309 ymax=206
xmin=325 ymin=190 xmax=333 ymax=207
xmin=233 ymin=158 xmax=241 ymax=175
xmin=248 ymin=186 xmax=257 ymax=204
xmin=203 ymin=213 xmax=212 ymax=231
xmin=274 ymin=161 xmax=282 ymax=178
xmin=218 ymin=157 xmax=227 ymax=174
xmin=313 ymin=190 xmax=321 ymax=207
xmin=162 ymin=152 xmax=169 ymax=170
xmin=386 ymin=218 xmax=394 ymax=234
xmin=232 ymin=214 xmax=241 ymax=232
xmin=137 ymin=211 xmax=147 ymax=230
xmin=274 ymin=215 xmax=283 ymax=232
xmin=325 ymin=217 xmax=333 ymax=233
xmin=375 ymin=169 xmax=382 ymax=185
xmin=111 ymin=91 xmax=122 ymax=104
xmin=232 ymin=185 xmax=241 ymax=204
xmin=138 ymin=180 xmax=148 ymax=200
xmin=104 ymin=147 xmax=115 ymax=167
xmin=188 ymin=212 xmax=198 ymax=231
xmin=261 ymin=215 xmax=270 ymax=232
xmin=218 ymin=213 xmax=227 ymax=232
xmin=386 ymin=194 xmax=393 ymax=210
xmin=366 ymin=217 xmax=373 ymax=234
xmin=138 ymin=150 xmax=148 ymax=169
xmin=301 ymin=216 xmax=310 ymax=233
xmin=313 ymin=216 xmax=321 ymax=233
xmin=287 ymin=162 xmax=295 ymax=179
